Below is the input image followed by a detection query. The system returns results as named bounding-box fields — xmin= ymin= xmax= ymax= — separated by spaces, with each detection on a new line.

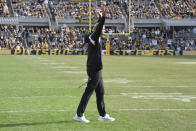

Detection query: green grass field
xmin=0 ymin=55 xmax=196 ymax=131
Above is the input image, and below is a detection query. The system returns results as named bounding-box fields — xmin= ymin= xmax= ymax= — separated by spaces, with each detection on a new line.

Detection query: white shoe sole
xmin=98 ymin=118 xmax=115 ymax=122
xmin=73 ymin=117 xmax=90 ymax=123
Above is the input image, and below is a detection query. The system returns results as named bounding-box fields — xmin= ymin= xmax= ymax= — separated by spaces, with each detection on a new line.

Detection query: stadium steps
xmin=22 ymin=37 xmax=28 ymax=48
xmin=46 ymin=3 xmax=57 ymax=30
xmin=174 ymin=32 xmax=196 ymax=39
xmin=117 ymin=2 xmax=128 ymax=31
xmin=154 ymin=1 xmax=163 ymax=18
xmin=6 ymin=0 xmax=14 ymax=17
xmin=120 ymin=1 xmax=134 ymax=32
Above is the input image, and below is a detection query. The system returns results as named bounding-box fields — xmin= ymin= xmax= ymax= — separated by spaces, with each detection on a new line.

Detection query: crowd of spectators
xmin=49 ymin=0 xmax=123 ymax=19
xmin=49 ymin=1 xmax=97 ymax=19
xmin=156 ymin=0 xmax=196 ymax=19
xmin=0 ymin=25 xmax=25 ymax=49
xmin=22 ymin=26 xmax=87 ymax=50
xmin=0 ymin=0 xmax=10 ymax=17
xmin=122 ymin=0 xmax=196 ymax=19
xmin=109 ymin=27 xmax=196 ymax=51
xmin=12 ymin=0 xmax=48 ymax=17
xmin=124 ymin=0 xmax=161 ymax=19
xmin=0 ymin=0 xmax=196 ymax=52
xmin=0 ymin=25 xmax=195 ymax=52
xmin=1 ymin=0 xmax=196 ymax=19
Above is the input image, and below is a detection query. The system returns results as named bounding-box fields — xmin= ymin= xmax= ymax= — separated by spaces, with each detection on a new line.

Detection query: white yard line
xmin=40 ymin=63 xmax=66 ymax=65
xmin=119 ymin=109 xmax=196 ymax=111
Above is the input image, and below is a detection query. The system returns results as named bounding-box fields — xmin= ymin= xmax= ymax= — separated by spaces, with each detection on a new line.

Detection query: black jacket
xmin=86 ymin=16 xmax=105 ymax=71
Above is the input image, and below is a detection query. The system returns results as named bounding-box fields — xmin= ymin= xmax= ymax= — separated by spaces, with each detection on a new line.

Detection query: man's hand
xmin=95 ymin=9 xmax=102 ymax=17
xmin=101 ymin=6 xmax=107 ymax=17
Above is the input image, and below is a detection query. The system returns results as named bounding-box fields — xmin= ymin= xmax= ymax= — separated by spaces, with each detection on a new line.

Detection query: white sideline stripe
xmin=62 ymin=71 xmax=86 ymax=74
xmin=126 ymin=86 xmax=153 ymax=88
xmin=0 ymin=85 xmax=82 ymax=89
xmin=120 ymin=93 xmax=183 ymax=95
xmin=104 ymin=79 xmax=133 ymax=84
xmin=176 ymin=62 xmax=196 ymax=64
xmin=1 ymin=109 xmax=196 ymax=113
xmin=123 ymin=86 xmax=194 ymax=88
xmin=37 ymin=59 xmax=49 ymax=61
xmin=36 ymin=57 xmax=47 ymax=59
xmin=83 ymin=78 xmax=133 ymax=84
xmin=40 ymin=63 xmax=66 ymax=65
xmin=37 ymin=58 xmax=48 ymax=60
xmin=110 ymin=93 xmax=196 ymax=102
xmin=2 ymin=86 xmax=193 ymax=89
xmin=5 ymin=96 xmax=78 ymax=99
xmin=0 ymin=110 xmax=70 ymax=113
xmin=174 ymin=86 xmax=192 ymax=88
xmin=53 ymin=66 xmax=78 ymax=69
xmin=119 ymin=109 xmax=196 ymax=111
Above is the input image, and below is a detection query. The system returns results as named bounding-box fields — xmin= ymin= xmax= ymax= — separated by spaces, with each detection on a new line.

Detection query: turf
xmin=0 ymin=55 xmax=196 ymax=131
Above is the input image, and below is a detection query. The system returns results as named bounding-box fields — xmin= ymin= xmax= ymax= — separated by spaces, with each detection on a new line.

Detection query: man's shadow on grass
xmin=0 ymin=120 xmax=74 ymax=128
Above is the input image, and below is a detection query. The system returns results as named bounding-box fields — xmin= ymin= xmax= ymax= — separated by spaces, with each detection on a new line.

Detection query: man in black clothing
xmin=73 ymin=6 xmax=115 ymax=123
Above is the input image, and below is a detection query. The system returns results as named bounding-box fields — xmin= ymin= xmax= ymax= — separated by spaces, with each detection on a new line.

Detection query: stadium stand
xmin=49 ymin=0 xmax=123 ymax=19
xmin=21 ymin=26 xmax=87 ymax=50
xmin=127 ymin=0 xmax=161 ymax=19
xmin=123 ymin=0 xmax=196 ymax=19
xmin=12 ymin=0 xmax=48 ymax=17
xmin=156 ymin=0 xmax=196 ymax=19
xmin=0 ymin=0 xmax=195 ymax=52
xmin=0 ymin=25 xmax=25 ymax=49
xmin=0 ymin=0 xmax=10 ymax=17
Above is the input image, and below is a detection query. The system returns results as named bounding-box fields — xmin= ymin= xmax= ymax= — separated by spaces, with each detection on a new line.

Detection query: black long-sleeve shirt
xmin=86 ymin=16 xmax=105 ymax=71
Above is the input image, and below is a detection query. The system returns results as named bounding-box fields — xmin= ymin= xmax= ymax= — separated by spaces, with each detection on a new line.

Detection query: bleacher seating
xmin=0 ymin=0 xmax=195 ymax=51
xmin=0 ymin=0 xmax=10 ymax=17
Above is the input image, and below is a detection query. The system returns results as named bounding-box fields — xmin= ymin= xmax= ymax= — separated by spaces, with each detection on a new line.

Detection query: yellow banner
xmin=183 ymin=51 xmax=196 ymax=55
xmin=0 ymin=50 xmax=11 ymax=55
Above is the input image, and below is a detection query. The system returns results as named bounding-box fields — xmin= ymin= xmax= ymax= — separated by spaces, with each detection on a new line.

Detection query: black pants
xmin=77 ymin=70 xmax=106 ymax=117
